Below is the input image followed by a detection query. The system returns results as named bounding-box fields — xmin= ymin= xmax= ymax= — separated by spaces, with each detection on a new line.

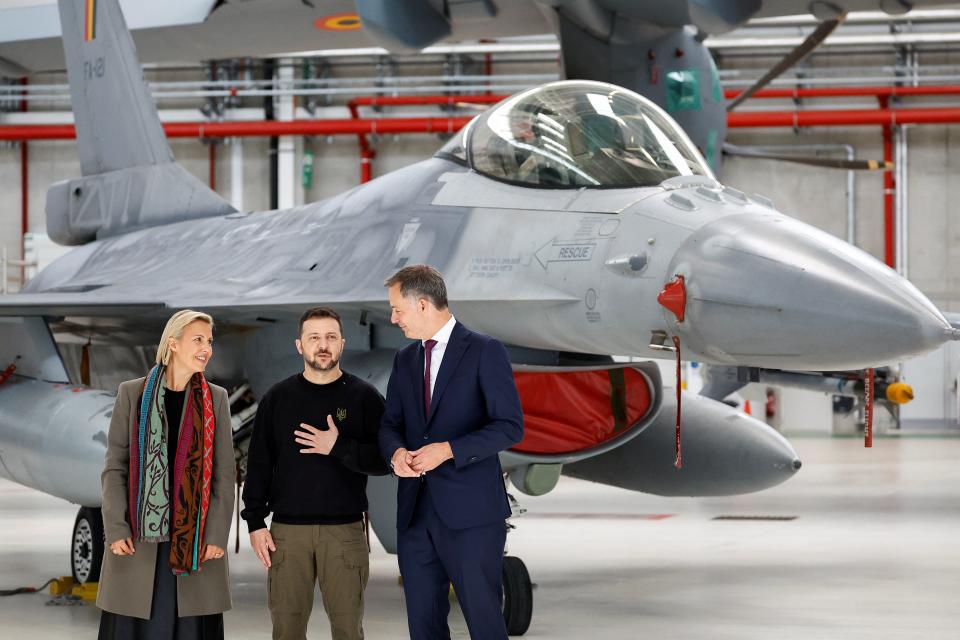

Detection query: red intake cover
xmin=511 ymin=368 xmax=652 ymax=455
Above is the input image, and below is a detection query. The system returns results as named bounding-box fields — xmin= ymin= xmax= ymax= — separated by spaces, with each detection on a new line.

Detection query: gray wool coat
xmin=96 ymin=376 xmax=235 ymax=619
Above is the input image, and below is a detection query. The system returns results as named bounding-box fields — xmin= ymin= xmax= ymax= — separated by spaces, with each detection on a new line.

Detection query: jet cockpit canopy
xmin=439 ymin=80 xmax=714 ymax=189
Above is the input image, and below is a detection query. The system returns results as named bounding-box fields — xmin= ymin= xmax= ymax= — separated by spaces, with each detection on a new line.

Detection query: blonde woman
xmin=97 ymin=310 xmax=235 ymax=639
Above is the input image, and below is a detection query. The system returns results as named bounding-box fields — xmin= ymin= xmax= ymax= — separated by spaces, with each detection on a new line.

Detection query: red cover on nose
xmin=658 ymin=275 xmax=686 ymax=322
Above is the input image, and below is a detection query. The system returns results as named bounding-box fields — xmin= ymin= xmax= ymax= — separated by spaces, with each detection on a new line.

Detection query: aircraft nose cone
xmin=665 ymin=213 xmax=953 ymax=370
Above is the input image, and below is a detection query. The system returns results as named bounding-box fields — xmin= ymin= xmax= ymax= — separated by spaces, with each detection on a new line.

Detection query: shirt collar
xmin=423 ymin=315 xmax=456 ymax=347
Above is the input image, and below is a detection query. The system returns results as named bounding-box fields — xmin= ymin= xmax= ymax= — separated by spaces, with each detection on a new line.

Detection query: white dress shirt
xmin=423 ymin=315 xmax=457 ymax=397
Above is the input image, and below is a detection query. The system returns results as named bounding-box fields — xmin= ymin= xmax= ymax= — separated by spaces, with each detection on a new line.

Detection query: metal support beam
xmin=230 ymin=137 xmax=244 ymax=212
xmin=276 ymin=60 xmax=296 ymax=210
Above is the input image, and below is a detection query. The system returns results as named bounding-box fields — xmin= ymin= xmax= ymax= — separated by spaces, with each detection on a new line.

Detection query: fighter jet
xmin=0 ymin=1 xmax=956 ymax=634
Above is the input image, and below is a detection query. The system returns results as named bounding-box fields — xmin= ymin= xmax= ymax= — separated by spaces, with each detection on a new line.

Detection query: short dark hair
xmin=385 ymin=264 xmax=448 ymax=310
xmin=298 ymin=307 xmax=343 ymax=336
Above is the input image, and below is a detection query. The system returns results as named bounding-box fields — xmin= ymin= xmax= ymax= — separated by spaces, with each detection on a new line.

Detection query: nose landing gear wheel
xmin=71 ymin=507 xmax=104 ymax=584
xmin=502 ymin=555 xmax=532 ymax=636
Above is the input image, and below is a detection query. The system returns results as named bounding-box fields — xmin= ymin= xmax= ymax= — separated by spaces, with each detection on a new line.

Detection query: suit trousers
xmin=267 ymin=521 xmax=369 ymax=640
xmin=398 ymin=482 xmax=508 ymax=640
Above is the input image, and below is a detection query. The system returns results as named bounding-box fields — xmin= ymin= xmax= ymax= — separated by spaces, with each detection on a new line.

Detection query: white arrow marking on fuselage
xmin=535 ymin=239 xmax=598 ymax=270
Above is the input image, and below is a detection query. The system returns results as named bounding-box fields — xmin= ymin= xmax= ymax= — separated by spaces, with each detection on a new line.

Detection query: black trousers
xmin=98 ymin=541 xmax=224 ymax=640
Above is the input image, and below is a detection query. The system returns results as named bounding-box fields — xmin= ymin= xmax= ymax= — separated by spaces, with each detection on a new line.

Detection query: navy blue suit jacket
xmin=379 ymin=321 xmax=524 ymax=531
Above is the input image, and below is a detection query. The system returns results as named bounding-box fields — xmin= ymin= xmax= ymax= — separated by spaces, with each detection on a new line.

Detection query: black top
xmin=164 ymin=388 xmax=186 ymax=501
xmin=241 ymin=371 xmax=388 ymax=532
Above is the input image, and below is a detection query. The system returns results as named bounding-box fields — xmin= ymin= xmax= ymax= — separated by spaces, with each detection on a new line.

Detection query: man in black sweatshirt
xmin=241 ymin=307 xmax=388 ymax=640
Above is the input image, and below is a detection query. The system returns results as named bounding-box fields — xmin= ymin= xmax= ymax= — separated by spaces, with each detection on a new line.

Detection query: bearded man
xmin=241 ymin=306 xmax=388 ymax=640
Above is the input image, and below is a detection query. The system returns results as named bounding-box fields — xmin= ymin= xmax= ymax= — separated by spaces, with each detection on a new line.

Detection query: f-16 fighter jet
xmin=0 ymin=0 xmax=955 ymax=634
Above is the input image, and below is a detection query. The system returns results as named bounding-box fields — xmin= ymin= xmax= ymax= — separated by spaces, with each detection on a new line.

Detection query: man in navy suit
xmin=379 ymin=264 xmax=524 ymax=640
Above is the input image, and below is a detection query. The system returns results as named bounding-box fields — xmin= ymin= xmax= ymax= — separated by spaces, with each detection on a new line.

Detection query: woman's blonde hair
xmin=155 ymin=310 xmax=215 ymax=365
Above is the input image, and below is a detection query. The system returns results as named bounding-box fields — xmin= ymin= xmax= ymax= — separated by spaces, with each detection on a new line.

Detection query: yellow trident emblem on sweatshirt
xmin=336 ymin=408 xmax=347 ymax=422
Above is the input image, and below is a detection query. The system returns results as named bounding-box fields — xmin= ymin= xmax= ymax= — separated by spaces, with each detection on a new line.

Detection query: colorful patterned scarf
xmin=128 ymin=364 xmax=216 ymax=575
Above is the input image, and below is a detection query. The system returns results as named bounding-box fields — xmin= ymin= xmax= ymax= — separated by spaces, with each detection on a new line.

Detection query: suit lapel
xmin=427 ymin=322 xmax=469 ymax=424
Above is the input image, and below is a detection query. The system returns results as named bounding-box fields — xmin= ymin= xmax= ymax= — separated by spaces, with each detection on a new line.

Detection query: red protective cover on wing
xmin=510 ymin=368 xmax=652 ymax=455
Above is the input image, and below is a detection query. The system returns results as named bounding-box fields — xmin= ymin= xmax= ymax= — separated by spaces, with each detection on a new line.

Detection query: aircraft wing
xmin=0 ymin=290 xmax=578 ymax=322
xmin=0 ymin=293 xmax=164 ymax=318
xmin=0 ymin=291 xmax=389 ymax=320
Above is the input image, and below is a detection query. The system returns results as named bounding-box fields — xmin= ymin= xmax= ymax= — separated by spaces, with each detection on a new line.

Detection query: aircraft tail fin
xmin=48 ymin=0 xmax=235 ymax=245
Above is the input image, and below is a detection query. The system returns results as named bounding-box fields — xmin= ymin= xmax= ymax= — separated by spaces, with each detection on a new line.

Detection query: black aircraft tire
xmin=502 ymin=555 xmax=532 ymax=636
xmin=71 ymin=507 xmax=104 ymax=584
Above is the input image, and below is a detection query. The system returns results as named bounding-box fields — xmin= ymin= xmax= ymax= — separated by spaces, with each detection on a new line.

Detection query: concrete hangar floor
xmin=0 ymin=436 xmax=957 ymax=639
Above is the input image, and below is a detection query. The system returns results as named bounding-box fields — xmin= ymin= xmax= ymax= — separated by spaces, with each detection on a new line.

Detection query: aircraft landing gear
xmin=502 ymin=555 xmax=533 ymax=635
xmin=502 ymin=487 xmax=533 ymax=635
xmin=71 ymin=507 xmax=104 ymax=584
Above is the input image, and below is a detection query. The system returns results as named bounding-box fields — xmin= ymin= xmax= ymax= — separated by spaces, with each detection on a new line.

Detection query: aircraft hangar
xmin=0 ymin=1 xmax=958 ymax=638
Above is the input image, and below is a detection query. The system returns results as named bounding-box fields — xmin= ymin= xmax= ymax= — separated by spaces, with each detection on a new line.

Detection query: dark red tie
xmin=423 ymin=339 xmax=437 ymax=419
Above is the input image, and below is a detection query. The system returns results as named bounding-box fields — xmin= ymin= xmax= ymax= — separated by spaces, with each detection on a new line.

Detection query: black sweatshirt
xmin=241 ymin=371 xmax=388 ymax=532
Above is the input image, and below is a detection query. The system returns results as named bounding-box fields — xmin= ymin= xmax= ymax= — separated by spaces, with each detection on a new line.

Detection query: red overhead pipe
xmin=347 ymin=101 xmax=376 ymax=182
xmin=5 ymin=106 xmax=960 ymax=142
xmin=0 ymin=116 xmax=475 ymax=141
xmin=345 ymin=95 xmax=505 ymax=181
xmin=727 ymin=107 xmax=960 ymax=128
xmin=879 ymin=96 xmax=896 ymax=268
xmin=360 ymin=149 xmax=375 ymax=183
xmin=208 ymin=142 xmax=216 ymax=190
xmin=349 ymin=94 xmax=505 ymax=108
xmin=725 ymin=84 xmax=960 ymax=100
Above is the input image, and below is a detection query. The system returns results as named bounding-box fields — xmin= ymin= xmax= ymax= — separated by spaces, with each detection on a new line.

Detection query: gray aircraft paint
xmin=1 ymin=0 xmax=955 ymax=563
xmin=0 ymin=378 xmax=113 ymax=507
xmin=563 ymin=387 xmax=802 ymax=497
xmin=16 ymin=152 xmax=954 ymax=370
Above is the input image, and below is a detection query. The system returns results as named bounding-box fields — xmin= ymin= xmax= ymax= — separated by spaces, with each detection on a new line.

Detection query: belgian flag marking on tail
xmin=84 ymin=0 xmax=96 ymax=41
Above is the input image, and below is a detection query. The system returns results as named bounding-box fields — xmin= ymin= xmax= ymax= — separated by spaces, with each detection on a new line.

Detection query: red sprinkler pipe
xmin=345 ymin=95 xmax=505 ymax=182
xmin=360 ymin=149 xmax=374 ymax=183
xmin=347 ymin=101 xmax=376 ymax=183
xmin=6 ymin=107 xmax=960 ymax=142
xmin=725 ymin=84 xmax=960 ymax=100
xmin=0 ymin=116 xmax=476 ymax=141
xmin=879 ymin=96 xmax=896 ymax=268
xmin=727 ymin=107 xmax=960 ymax=128
xmin=349 ymin=95 xmax=505 ymax=108
xmin=208 ymin=141 xmax=216 ymax=190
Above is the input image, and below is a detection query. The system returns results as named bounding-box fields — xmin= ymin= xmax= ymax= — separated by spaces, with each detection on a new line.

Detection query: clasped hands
xmin=108 ymin=538 xmax=224 ymax=562
xmin=391 ymin=443 xmax=453 ymax=477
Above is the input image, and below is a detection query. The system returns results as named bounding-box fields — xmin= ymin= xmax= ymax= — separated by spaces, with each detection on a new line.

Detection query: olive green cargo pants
xmin=268 ymin=521 xmax=369 ymax=640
